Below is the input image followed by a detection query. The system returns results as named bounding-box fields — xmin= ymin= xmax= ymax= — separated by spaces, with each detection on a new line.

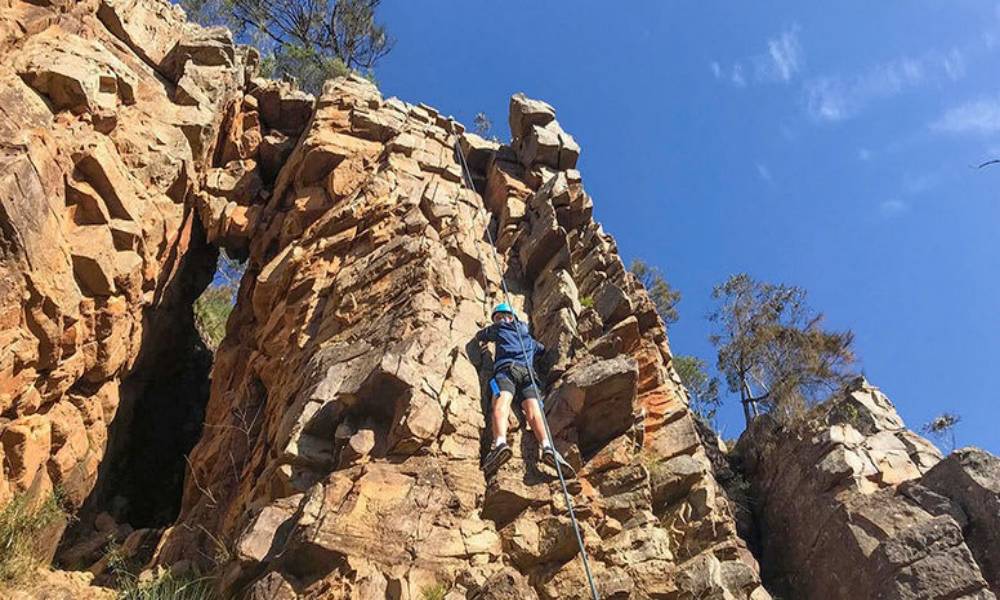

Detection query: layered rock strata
xmin=738 ymin=378 xmax=1000 ymax=599
xmin=0 ymin=0 xmax=246 ymax=521
xmin=155 ymin=79 xmax=770 ymax=598
xmin=0 ymin=0 xmax=316 ymax=577
xmin=5 ymin=2 xmax=997 ymax=599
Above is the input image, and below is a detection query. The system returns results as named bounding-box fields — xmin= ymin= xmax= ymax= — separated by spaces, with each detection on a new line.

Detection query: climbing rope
xmin=453 ymin=139 xmax=601 ymax=600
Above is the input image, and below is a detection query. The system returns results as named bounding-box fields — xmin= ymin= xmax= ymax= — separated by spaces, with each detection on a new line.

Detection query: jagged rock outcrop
xmin=0 ymin=0 xmax=312 ymax=585
xmin=150 ymin=79 xmax=768 ymax=598
xmin=0 ymin=0 xmax=245 ymax=517
xmin=4 ymin=2 xmax=996 ymax=599
xmin=738 ymin=377 xmax=1000 ymax=599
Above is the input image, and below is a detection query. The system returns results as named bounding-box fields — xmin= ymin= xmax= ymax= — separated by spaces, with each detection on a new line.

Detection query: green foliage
xmin=193 ymin=287 xmax=234 ymax=350
xmin=260 ymin=46 xmax=351 ymax=93
xmin=674 ymin=355 xmax=721 ymax=426
xmin=108 ymin=543 xmax=217 ymax=600
xmin=724 ymin=471 xmax=755 ymax=514
xmin=580 ymin=295 xmax=595 ymax=309
xmin=193 ymin=252 xmax=245 ymax=351
xmin=629 ymin=259 xmax=681 ymax=325
xmin=0 ymin=491 xmax=68 ymax=586
xmin=921 ymin=412 xmax=961 ymax=453
xmin=709 ymin=273 xmax=855 ymax=424
xmin=180 ymin=0 xmax=392 ymax=94
xmin=838 ymin=402 xmax=863 ymax=428
xmin=178 ymin=0 xmax=238 ymax=30
xmin=420 ymin=583 xmax=447 ymax=600
xmin=638 ymin=448 xmax=664 ymax=472
xmin=113 ymin=565 xmax=216 ymax=600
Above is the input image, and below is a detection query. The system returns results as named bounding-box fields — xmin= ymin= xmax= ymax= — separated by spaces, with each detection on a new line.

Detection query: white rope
xmin=453 ymin=139 xmax=601 ymax=600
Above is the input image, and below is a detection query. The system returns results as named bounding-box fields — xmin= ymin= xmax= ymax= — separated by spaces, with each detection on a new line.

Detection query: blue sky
xmin=371 ymin=2 xmax=1000 ymax=452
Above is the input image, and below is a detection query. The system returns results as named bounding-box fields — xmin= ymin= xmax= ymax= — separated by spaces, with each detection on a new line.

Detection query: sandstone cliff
xmin=0 ymin=1 xmax=996 ymax=599
xmin=1 ymin=0 xmax=250 ymax=533
xmin=737 ymin=378 xmax=1000 ymax=599
xmin=157 ymin=74 xmax=768 ymax=599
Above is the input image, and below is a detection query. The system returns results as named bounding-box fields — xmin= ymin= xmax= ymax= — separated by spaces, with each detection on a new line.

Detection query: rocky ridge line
xmin=737 ymin=377 xmax=1000 ymax=599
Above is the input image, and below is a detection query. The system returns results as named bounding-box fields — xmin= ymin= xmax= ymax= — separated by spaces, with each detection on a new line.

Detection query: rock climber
xmin=475 ymin=302 xmax=576 ymax=478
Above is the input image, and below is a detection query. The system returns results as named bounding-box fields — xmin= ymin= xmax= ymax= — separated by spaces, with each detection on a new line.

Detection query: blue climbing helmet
xmin=491 ymin=302 xmax=515 ymax=321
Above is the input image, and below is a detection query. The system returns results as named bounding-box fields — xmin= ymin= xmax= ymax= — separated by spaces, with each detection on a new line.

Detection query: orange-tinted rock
xmin=154 ymin=81 xmax=769 ymax=599
xmin=9 ymin=3 xmax=991 ymax=597
xmin=1 ymin=415 xmax=52 ymax=492
xmin=0 ymin=0 xmax=249 ymax=525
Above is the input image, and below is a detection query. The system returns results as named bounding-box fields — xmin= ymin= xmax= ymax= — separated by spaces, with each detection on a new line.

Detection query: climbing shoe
xmin=483 ymin=442 xmax=512 ymax=475
xmin=542 ymin=446 xmax=576 ymax=479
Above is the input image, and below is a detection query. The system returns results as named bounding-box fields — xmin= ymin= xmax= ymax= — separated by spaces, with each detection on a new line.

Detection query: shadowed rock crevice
xmin=78 ymin=217 xmax=218 ymax=530
xmin=56 ymin=214 xmax=219 ymax=572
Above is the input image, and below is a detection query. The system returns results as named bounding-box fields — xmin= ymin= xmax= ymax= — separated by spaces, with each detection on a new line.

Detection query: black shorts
xmin=489 ymin=363 xmax=542 ymax=405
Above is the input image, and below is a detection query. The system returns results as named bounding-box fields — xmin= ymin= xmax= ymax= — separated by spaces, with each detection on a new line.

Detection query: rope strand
xmin=454 ymin=139 xmax=601 ymax=600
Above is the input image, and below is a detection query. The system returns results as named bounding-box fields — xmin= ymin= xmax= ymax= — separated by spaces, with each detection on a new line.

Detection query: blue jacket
xmin=476 ymin=319 xmax=545 ymax=373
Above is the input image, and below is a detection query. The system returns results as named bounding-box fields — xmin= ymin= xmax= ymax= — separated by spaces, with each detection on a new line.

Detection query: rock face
xmin=738 ymin=377 xmax=1000 ymax=599
xmin=2 ymin=2 xmax=997 ymax=599
xmin=0 ymin=0 xmax=246 ymax=522
xmin=0 ymin=0 xmax=313 ymax=580
xmin=152 ymin=79 xmax=768 ymax=599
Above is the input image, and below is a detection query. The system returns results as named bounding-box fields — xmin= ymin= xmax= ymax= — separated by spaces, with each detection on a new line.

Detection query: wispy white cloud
xmin=879 ymin=199 xmax=908 ymax=217
xmin=983 ymin=31 xmax=997 ymax=50
xmin=712 ymin=25 xmax=802 ymax=87
xmin=756 ymin=163 xmax=772 ymax=182
xmin=711 ymin=61 xmax=748 ymax=86
xmin=805 ymin=49 xmax=966 ymax=122
xmin=731 ymin=64 xmax=746 ymax=87
xmin=942 ymin=49 xmax=966 ymax=81
xmin=761 ymin=26 xmax=803 ymax=82
xmin=930 ymin=95 xmax=1000 ymax=135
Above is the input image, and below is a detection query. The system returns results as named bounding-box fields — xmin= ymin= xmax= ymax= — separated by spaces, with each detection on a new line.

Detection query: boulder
xmin=68 ymin=226 xmax=119 ymax=296
xmin=508 ymin=93 xmax=556 ymax=141
xmin=245 ymin=572 xmax=297 ymax=600
xmin=203 ymin=159 xmax=263 ymax=202
xmin=649 ymin=454 xmax=706 ymax=509
xmin=519 ymin=190 xmax=569 ymax=279
xmin=97 ymin=0 xmax=186 ymax=68
xmin=500 ymin=513 xmax=579 ymax=568
xmin=459 ymin=132 xmax=500 ymax=174
xmin=251 ymin=79 xmax=315 ymax=135
xmin=162 ymin=25 xmax=235 ymax=82
xmin=473 ymin=568 xmax=537 ymax=600
xmin=547 ymin=356 xmax=638 ymax=451
xmin=0 ymin=415 xmax=52 ymax=492
xmin=17 ymin=31 xmax=137 ymax=114
xmin=921 ymin=449 xmax=1000 ymax=592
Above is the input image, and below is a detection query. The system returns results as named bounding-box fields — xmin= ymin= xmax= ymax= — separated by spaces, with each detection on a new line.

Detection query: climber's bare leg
xmin=523 ymin=395 xmax=576 ymax=478
xmin=491 ymin=390 xmax=513 ymax=443
xmin=521 ymin=397 xmax=549 ymax=446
